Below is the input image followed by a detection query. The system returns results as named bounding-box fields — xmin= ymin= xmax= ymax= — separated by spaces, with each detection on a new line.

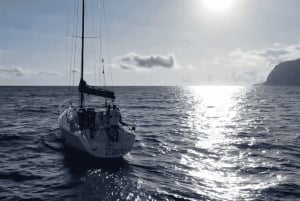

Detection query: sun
xmin=202 ymin=0 xmax=236 ymax=13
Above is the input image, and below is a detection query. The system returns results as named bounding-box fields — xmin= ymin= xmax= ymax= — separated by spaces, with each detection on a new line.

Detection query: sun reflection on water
xmin=178 ymin=86 xmax=283 ymax=200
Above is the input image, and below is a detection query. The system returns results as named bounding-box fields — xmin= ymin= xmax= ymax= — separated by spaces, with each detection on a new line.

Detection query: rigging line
xmin=68 ymin=0 xmax=76 ymax=96
xmin=68 ymin=35 xmax=102 ymax=38
xmin=96 ymin=0 xmax=101 ymax=87
xmin=97 ymin=2 xmax=101 ymax=87
xmin=98 ymin=0 xmax=103 ymax=86
xmin=90 ymin=0 xmax=97 ymax=85
xmin=67 ymin=0 xmax=74 ymax=93
xmin=68 ymin=0 xmax=75 ymax=95
xmin=80 ymin=0 xmax=85 ymax=108
xmin=65 ymin=0 xmax=72 ymax=90
xmin=69 ymin=0 xmax=79 ymax=98
xmin=102 ymin=58 xmax=106 ymax=89
xmin=102 ymin=0 xmax=114 ymax=88
xmin=72 ymin=0 xmax=80 ymax=97
xmin=65 ymin=41 xmax=69 ymax=89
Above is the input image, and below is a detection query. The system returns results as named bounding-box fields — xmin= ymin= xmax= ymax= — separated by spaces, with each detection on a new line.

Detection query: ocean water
xmin=0 ymin=86 xmax=300 ymax=201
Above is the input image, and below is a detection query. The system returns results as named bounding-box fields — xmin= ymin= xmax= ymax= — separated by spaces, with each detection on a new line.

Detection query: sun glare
xmin=202 ymin=0 xmax=236 ymax=13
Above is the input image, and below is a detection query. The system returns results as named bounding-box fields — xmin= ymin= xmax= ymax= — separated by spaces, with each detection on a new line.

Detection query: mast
xmin=80 ymin=0 xmax=85 ymax=108
xmin=77 ymin=0 xmax=115 ymax=102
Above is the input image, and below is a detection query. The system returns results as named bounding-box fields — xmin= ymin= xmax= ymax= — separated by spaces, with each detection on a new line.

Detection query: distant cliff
xmin=264 ymin=58 xmax=300 ymax=85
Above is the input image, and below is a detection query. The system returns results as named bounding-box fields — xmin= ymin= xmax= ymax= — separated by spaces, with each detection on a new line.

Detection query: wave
xmin=261 ymin=183 xmax=300 ymax=199
xmin=0 ymin=133 xmax=22 ymax=142
xmin=0 ymin=171 xmax=43 ymax=182
xmin=1 ymin=86 xmax=300 ymax=201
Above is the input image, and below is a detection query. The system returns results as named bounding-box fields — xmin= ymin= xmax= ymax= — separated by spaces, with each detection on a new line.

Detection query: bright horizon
xmin=1 ymin=0 xmax=300 ymax=86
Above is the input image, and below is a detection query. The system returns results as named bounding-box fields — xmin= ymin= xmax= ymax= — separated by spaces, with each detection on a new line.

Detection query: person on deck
xmin=106 ymin=105 xmax=112 ymax=120
xmin=110 ymin=105 xmax=128 ymax=141
xmin=104 ymin=105 xmax=111 ymax=133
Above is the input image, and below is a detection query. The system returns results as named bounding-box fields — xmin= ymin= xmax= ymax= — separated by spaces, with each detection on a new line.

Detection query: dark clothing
xmin=110 ymin=125 xmax=119 ymax=141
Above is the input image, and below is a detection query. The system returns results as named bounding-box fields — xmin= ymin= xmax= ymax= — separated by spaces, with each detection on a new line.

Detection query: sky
xmin=1 ymin=0 xmax=300 ymax=86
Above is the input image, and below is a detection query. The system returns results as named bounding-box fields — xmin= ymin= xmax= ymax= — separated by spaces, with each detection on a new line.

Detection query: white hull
xmin=58 ymin=108 xmax=135 ymax=159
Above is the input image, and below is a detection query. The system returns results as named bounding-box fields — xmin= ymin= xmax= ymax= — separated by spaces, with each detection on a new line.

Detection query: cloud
xmin=0 ymin=66 xmax=24 ymax=76
xmin=217 ymin=43 xmax=300 ymax=83
xmin=181 ymin=43 xmax=300 ymax=85
xmin=115 ymin=52 xmax=176 ymax=70
xmin=0 ymin=67 xmax=62 ymax=77
xmin=231 ymin=71 xmax=264 ymax=83
xmin=228 ymin=43 xmax=300 ymax=68
xmin=119 ymin=64 xmax=133 ymax=70
xmin=38 ymin=71 xmax=60 ymax=76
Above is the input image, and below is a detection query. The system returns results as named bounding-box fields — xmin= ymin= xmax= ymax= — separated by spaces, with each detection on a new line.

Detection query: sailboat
xmin=58 ymin=0 xmax=136 ymax=159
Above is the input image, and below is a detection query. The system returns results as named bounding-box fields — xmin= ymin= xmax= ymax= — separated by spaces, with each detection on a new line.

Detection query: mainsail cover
xmin=79 ymin=79 xmax=115 ymax=99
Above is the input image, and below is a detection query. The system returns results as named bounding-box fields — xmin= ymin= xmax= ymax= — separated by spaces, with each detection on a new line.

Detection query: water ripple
xmin=0 ymin=86 xmax=300 ymax=200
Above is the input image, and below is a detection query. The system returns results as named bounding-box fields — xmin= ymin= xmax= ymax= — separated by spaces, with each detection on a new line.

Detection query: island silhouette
xmin=264 ymin=58 xmax=300 ymax=85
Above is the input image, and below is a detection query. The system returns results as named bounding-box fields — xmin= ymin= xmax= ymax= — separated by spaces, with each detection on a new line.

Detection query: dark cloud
xmin=119 ymin=65 xmax=133 ymax=70
xmin=0 ymin=66 xmax=24 ymax=76
xmin=117 ymin=52 xmax=175 ymax=70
